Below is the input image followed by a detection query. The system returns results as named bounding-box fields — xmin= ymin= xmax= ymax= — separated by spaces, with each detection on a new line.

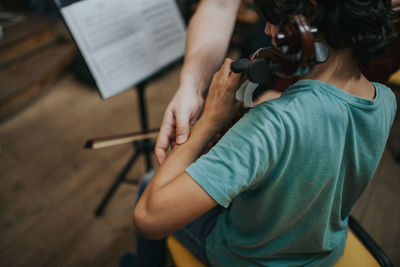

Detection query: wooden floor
xmin=0 ymin=68 xmax=399 ymax=267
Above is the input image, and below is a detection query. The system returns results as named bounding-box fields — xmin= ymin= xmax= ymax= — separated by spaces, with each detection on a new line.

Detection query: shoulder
xmin=251 ymin=81 xmax=317 ymax=114
xmin=374 ymin=82 xmax=397 ymax=117
xmin=251 ymin=81 xmax=326 ymax=121
xmin=375 ymin=82 xmax=396 ymax=103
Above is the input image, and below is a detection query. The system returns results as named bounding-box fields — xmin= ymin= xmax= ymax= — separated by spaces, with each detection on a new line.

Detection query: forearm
xmin=180 ymin=0 xmax=241 ymax=94
xmin=144 ymin=118 xmax=216 ymax=197
xmin=135 ymin=118 xmax=218 ymax=238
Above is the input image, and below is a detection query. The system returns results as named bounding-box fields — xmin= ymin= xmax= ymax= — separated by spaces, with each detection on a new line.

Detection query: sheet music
xmin=60 ymin=0 xmax=186 ymax=98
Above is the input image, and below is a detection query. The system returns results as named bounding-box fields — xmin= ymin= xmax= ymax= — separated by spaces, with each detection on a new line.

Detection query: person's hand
xmin=155 ymin=85 xmax=205 ymax=165
xmin=199 ymin=58 xmax=242 ymax=133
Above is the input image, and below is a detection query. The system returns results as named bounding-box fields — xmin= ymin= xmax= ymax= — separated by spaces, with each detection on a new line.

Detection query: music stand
xmin=54 ymin=0 xmax=186 ymax=216
xmin=94 ymin=81 xmax=152 ymax=217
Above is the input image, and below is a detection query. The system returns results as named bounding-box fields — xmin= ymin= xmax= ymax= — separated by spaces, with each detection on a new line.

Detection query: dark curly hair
xmin=253 ymin=0 xmax=400 ymax=66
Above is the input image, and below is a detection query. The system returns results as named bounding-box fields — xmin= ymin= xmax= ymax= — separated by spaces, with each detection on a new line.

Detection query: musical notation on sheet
xmin=60 ymin=0 xmax=186 ymax=98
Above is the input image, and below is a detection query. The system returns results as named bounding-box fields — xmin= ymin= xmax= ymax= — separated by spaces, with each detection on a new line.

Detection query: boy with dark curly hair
xmin=131 ymin=0 xmax=399 ymax=266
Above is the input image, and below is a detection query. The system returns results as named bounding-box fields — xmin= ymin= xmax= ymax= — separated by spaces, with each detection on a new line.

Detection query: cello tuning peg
xmin=275 ymin=33 xmax=290 ymax=53
xmin=310 ymin=27 xmax=318 ymax=34
xmin=275 ymin=33 xmax=287 ymax=44
xmin=314 ymin=42 xmax=329 ymax=64
xmin=231 ymin=58 xmax=251 ymax=73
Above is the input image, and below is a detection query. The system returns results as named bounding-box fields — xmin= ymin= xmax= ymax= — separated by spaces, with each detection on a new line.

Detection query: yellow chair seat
xmin=335 ymin=230 xmax=379 ymax=267
xmin=167 ymin=236 xmax=205 ymax=267
xmin=167 ymin=230 xmax=380 ymax=267
xmin=388 ymin=68 xmax=400 ymax=86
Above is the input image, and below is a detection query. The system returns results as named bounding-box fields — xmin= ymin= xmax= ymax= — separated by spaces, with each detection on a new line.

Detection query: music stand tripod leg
xmin=136 ymin=81 xmax=154 ymax=172
xmin=95 ymin=145 xmax=141 ymax=217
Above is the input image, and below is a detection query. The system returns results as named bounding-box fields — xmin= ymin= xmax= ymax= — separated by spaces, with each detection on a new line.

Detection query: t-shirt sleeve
xmin=186 ymin=103 xmax=285 ymax=208
xmin=380 ymin=83 xmax=397 ymax=128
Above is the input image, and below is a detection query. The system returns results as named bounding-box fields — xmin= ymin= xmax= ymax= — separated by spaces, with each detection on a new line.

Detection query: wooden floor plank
xmin=0 ymin=155 xmax=136 ymax=267
xmin=45 ymin=185 xmax=138 ymax=267
xmin=0 ymin=75 xmax=140 ymax=253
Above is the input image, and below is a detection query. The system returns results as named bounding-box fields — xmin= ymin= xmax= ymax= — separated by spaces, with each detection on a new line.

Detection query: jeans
xmin=135 ymin=170 xmax=223 ymax=267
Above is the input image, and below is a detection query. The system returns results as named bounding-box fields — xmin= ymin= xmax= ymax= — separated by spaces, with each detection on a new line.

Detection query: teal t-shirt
xmin=186 ymin=80 xmax=397 ymax=266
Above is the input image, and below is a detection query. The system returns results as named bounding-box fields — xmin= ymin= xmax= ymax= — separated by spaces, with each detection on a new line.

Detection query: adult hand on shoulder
xmin=155 ymin=85 xmax=204 ymax=165
xmin=200 ymin=58 xmax=242 ymax=132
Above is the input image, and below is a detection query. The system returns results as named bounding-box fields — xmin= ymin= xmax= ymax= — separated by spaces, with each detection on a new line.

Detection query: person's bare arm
xmin=181 ymin=0 xmax=241 ymax=95
xmin=155 ymin=0 xmax=241 ymax=165
xmin=135 ymin=59 xmax=242 ymax=239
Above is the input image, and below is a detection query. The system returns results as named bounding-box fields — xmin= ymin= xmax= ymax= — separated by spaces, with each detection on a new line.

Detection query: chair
xmin=167 ymin=216 xmax=393 ymax=267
